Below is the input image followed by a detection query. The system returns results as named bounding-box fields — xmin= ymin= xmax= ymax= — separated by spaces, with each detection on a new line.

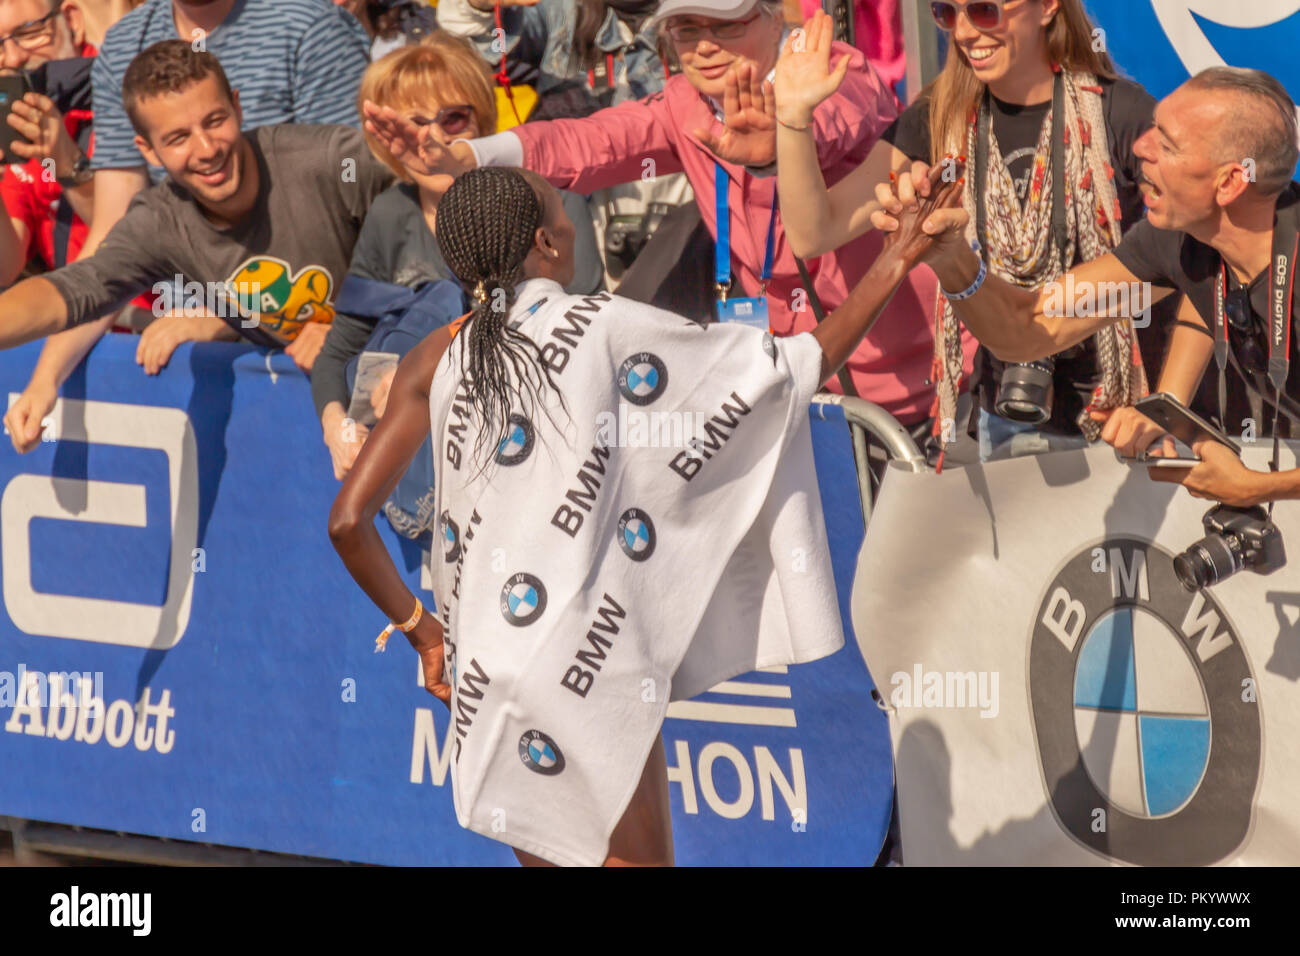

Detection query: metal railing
xmin=814 ymin=393 xmax=927 ymax=526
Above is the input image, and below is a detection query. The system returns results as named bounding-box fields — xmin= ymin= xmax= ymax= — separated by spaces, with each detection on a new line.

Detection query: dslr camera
xmin=1173 ymin=504 xmax=1286 ymax=591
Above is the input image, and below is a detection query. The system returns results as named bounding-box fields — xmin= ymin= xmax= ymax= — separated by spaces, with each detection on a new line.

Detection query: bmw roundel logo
xmin=495 ymin=414 xmax=535 ymax=466
xmin=617 ymin=352 xmax=667 ymax=406
xmin=519 ymin=729 xmax=564 ymax=775
xmin=500 ymin=573 xmax=547 ymax=626
xmin=617 ymin=508 xmax=656 ymax=562
xmin=1029 ymin=538 xmax=1260 ymax=865
xmin=441 ymin=511 xmax=460 ymax=564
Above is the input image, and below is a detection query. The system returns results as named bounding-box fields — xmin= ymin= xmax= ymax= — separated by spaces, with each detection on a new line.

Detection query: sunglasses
xmin=929 ymin=0 xmax=1013 ymax=32
xmin=667 ymin=12 xmax=762 ymax=43
xmin=411 ymin=105 xmax=474 ymax=137
xmin=1225 ymin=286 xmax=1269 ymax=374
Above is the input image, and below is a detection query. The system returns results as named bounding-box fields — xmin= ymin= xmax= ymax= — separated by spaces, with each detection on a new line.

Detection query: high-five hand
xmin=693 ymin=61 xmax=777 ymax=167
xmin=774 ymin=11 xmax=849 ymax=129
xmin=362 ymin=101 xmax=472 ymax=179
xmin=879 ymin=160 xmax=968 ymax=267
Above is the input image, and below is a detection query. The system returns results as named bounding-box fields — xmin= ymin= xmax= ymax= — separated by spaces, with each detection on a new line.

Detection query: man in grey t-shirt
xmin=0 ymin=40 xmax=393 ymax=453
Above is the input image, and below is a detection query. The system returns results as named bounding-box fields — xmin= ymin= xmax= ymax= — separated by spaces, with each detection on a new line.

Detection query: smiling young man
xmin=0 ymin=40 xmax=393 ymax=451
xmin=888 ymin=66 xmax=1300 ymax=505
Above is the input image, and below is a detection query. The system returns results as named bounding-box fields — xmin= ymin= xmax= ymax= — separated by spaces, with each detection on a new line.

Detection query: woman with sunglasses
xmin=777 ymin=1 xmax=1169 ymax=463
xmin=363 ymin=0 xmax=943 ymax=427
xmin=315 ymin=34 xmax=604 ymax=485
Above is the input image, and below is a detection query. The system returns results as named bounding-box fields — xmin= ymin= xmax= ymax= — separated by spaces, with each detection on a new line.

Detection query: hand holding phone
xmin=0 ymin=73 xmax=35 ymax=160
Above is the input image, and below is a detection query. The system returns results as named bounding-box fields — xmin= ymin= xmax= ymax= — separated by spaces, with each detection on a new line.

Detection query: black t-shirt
xmin=1112 ymin=182 xmax=1300 ymax=437
xmin=882 ymin=77 xmax=1158 ymax=433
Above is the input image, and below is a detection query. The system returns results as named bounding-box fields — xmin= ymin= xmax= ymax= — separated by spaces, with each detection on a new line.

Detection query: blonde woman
xmin=777 ymin=3 xmax=1162 ymax=463
xmin=317 ymin=33 xmax=602 ymax=483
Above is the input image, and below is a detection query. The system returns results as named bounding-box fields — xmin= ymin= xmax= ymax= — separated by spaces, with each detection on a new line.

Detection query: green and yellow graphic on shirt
xmin=224 ymin=255 xmax=335 ymax=341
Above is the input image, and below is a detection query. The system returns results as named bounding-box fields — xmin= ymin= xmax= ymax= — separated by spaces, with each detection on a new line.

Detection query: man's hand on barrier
xmin=1093 ymin=405 xmax=1172 ymax=458
xmin=285 ymin=321 xmax=329 ymax=373
xmin=1148 ymin=439 xmax=1268 ymax=507
xmin=322 ymin=403 xmax=370 ymax=481
xmin=693 ymin=61 xmax=777 ymax=168
xmin=2 ymin=379 xmax=56 ymax=453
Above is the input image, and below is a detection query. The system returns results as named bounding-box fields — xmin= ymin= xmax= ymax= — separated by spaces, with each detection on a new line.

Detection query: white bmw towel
xmin=427 ymin=278 xmax=845 ymax=866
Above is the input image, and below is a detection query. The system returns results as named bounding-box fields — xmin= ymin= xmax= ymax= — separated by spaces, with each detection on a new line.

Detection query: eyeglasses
xmin=411 ymin=105 xmax=474 ymax=137
xmin=667 ymin=12 xmax=762 ymax=43
xmin=929 ymin=0 xmax=1013 ymax=32
xmin=1225 ymin=286 xmax=1269 ymax=374
xmin=0 ymin=9 xmax=60 ymax=52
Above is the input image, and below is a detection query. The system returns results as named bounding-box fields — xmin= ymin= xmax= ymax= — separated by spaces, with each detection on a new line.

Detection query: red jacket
xmin=1 ymin=42 xmax=96 ymax=273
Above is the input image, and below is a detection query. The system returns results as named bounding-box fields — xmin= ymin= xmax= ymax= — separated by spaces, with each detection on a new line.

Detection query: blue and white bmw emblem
xmin=441 ymin=511 xmax=460 ymax=563
xmin=519 ymin=729 xmax=565 ymax=775
xmin=495 ymin=413 xmax=535 ymax=466
xmin=617 ymin=507 xmax=656 ymax=562
xmin=617 ymin=352 xmax=667 ymax=406
xmin=500 ymin=572 xmax=547 ymax=626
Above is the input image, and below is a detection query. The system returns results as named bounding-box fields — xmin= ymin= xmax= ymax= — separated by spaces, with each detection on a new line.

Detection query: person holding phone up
xmin=0 ymin=0 xmax=109 ymax=287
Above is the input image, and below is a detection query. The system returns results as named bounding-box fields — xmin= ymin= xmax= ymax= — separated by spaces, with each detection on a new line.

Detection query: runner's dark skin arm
xmin=810 ymin=164 xmax=965 ymax=381
xmin=329 ymin=324 xmax=456 ymax=703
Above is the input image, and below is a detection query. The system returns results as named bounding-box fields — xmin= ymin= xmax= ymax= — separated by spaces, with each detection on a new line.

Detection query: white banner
xmin=852 ymin=444 xmax=1300 ymax=865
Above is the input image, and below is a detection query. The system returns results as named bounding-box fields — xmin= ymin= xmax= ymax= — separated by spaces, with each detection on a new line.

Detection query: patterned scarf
xmin=930 ymin=68 xmax=1149 ymax=462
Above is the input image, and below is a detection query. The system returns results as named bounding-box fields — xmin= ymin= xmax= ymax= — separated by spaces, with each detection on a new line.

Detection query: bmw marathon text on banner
xmin=0 ymin=336 xmax=890 ymax=865
xmin=852 ymin=444 xmax=1300 ymax=865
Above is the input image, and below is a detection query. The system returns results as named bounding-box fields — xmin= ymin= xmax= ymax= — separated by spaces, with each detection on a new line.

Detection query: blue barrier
xmin=0 ymin=335 xmax=890 ymax=865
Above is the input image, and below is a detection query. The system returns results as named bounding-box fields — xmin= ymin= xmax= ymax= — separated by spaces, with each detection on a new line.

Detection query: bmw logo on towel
xmin=495 ymin=414 xmax=535 ymax=466
xmin=519 ymin=730 xmax=565 ymax=775
xmin=617 ymin=353 xmax=667 ymax=406
xmin=617 ymin=508 xmax=656 ymax=562
xmin=501 ymin=573 xmax=547 ymax=626
xmin=441 ymin=511 xmax=460 ymax=564
xmin=1028 ymin=538 xmax=1260 ymax=866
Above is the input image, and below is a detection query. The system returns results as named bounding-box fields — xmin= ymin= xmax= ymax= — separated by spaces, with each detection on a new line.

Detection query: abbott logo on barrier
xmin=1 ymin=396 xmax=198 ymax=649
xmin=1028 ymin=538 xmax=1261 ymax=865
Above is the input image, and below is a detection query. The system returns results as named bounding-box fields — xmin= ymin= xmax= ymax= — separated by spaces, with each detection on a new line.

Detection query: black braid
xmin=436 ymin=167 xmax=563 ymax=468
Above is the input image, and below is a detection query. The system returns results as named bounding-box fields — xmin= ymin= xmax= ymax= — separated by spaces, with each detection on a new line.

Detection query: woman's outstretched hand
xmin=693 ymin=61 xmax=777 ymax=167
xmin=774 ymin=11 xmax=849 ymax=129
xmin=363 ymin=100 xmax=471 ymax=180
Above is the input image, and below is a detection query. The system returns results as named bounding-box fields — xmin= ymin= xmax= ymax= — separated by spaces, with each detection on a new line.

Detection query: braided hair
xmin=436 ymin=167 xmax=563 ymax=466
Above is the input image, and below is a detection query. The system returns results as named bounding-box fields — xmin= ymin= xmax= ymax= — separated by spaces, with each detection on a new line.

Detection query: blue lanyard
xmin=714 ymin=163 xmax=778 ymax=301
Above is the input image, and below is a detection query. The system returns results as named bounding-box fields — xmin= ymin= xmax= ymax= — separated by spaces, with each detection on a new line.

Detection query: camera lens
xmin=995 ymin=360 xmax=1055 ymax=424
xmin=1174 ymin=535 xmax=1244 ymax=591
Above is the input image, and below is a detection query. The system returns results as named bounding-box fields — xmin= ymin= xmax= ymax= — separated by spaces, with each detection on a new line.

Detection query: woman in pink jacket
xmin=365 ymin=0 xmax=944 ymax=424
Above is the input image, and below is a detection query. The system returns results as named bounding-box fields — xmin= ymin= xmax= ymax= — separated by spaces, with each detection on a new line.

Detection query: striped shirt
xmin=91 ymin=0 xmax=371 ymax=179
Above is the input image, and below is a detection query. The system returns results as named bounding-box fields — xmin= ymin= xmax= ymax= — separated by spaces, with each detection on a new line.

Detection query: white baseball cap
xmin=649 ymin=0 xmax=764 ymax=29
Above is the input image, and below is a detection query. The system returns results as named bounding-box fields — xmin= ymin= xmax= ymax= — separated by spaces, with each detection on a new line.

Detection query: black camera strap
xmin=1213 ymin=208 xmax=1299 ymax=515
xmin=974 ymin=72 xmax=1067 ymax=273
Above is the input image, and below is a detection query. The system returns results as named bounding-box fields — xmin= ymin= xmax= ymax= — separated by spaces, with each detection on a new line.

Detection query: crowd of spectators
xmin=1 ymin=0 xmax=1297 ymax=529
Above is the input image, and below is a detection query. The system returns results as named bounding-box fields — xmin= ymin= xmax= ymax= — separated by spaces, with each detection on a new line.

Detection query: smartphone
xmin=1132 ymin=392 xmax=1242 ymax=456
xmin=0 ymin=73 xmax=33 ymax=159
xmin=1115 ymin=449 xmax=1201 ymax=468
